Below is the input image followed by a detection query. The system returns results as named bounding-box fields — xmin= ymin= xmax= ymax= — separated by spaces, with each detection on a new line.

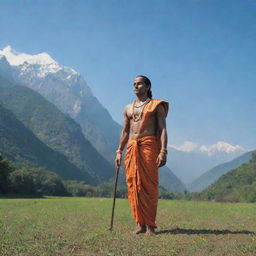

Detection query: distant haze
xmin=167 ymin=141 xmax=245 ymax=184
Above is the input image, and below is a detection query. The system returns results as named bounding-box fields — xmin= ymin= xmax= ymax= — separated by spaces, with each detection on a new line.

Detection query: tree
xmin=8 ymin=167 xmax=68 ymax=196
xmin=0 ymin=155 xmax=14 ymax=193
xmin=64 ymin=180 xmax=96 ymax=196
xmin=9 ymin=169 xmax=35 ymax=194
xmin=250 ymin=152 xmax=256 ymax=163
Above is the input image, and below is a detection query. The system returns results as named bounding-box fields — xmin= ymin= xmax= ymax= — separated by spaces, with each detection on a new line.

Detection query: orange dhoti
xmin=124 ymin=99 xmax=169 ymax=228
xmin=125 ymin=136 xmax=160 ymax=228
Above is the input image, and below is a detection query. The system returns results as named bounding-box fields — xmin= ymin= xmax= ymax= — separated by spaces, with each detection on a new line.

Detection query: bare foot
xmin=133 ymin=224 xmax=146 ymax=234
xmin=145 ymin=226 xmax=156 ymax=236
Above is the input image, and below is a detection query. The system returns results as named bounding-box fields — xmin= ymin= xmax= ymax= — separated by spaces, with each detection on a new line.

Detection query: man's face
xmin=133 ymin=77 xmax=149 ymax=96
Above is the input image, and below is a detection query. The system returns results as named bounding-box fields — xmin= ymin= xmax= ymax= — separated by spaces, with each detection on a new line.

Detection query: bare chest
xmin=127 ymin=104 xmax=157 ymax=133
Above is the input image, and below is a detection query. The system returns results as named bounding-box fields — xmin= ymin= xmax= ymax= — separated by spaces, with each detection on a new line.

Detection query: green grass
xmin=0 ymin=197 xmax=255 ymax=256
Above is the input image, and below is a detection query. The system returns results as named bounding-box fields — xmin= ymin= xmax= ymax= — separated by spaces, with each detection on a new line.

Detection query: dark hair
xmin=136 ymin=75 xmax=152 ymax=99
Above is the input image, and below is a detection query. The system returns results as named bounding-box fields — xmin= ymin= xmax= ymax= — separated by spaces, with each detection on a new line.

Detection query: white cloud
xmin=199 ymin=141 xmax=244 ymax=156
xmin=169 ymin=141 xmax=198 ymax=152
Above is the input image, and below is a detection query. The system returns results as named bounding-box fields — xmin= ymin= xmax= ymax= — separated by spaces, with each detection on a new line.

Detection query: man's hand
xmin=115 ymin=153 xmax=122 ymax=168
xmin=156 ymin=152 xmax=167 ymax=167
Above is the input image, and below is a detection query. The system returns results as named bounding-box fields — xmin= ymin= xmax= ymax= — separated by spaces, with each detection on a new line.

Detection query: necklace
xmin=133 ymin=100 xmax=150 ymax=108
xmin=132 ymin=98 xmax=151 ymax=122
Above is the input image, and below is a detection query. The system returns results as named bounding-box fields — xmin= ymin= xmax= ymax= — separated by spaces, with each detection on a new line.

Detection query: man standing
xmin=115 ymin=75 xmax=169 ymax=236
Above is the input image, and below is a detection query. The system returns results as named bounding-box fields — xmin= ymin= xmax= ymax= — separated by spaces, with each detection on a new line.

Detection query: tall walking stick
xmin=109 ymin=166 xmax=120 ymax=231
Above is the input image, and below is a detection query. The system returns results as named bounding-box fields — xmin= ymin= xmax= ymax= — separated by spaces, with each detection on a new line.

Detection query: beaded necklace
xmin=132 ymin=98 xmax=151 ymax=122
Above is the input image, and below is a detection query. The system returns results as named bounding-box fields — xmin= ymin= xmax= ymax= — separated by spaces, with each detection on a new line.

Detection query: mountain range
xmin=188 ymin=150 xmax=256 ymax=192
xmin=0 ymin=46 xmax=184 ymax=192
xmin=0 ymin=76 xmax=116 ymax=183
xmin=167 ymin=141 xmax=245 ymax=185
xmin=0 ymin=46 xmax=121 ymax=164
xmin=199 ymin=152 xmax=256 ymax=202
xmin=0 ymin=99 xmax=95 ymax=183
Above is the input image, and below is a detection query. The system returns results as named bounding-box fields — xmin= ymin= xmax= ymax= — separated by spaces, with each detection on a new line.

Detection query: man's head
xmin=133 ymin=75 xmax=152 ymax=99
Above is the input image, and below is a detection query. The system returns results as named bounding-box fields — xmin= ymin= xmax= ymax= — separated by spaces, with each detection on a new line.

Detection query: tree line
xmin=1 ymin=153 xmax=255 ymax=202
xmin=0 ymin=155 xmax=185 ymax=199
xmin=0 ymin=155 xmax=127 ymax=197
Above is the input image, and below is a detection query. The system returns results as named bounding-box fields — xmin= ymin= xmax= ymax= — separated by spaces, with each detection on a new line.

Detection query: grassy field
xmin=0 ymin=197 xmax=255 ymax=256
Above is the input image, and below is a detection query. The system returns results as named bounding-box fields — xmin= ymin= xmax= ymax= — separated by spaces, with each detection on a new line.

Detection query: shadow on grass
xmin=156 ymin=228 xmax=256 ymax=235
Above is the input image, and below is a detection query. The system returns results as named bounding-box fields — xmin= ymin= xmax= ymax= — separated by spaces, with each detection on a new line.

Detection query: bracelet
xmin=116 ymin=149 xmax=123 ymax=154
xmin=160 ymin=149 xmax=168 ymax=155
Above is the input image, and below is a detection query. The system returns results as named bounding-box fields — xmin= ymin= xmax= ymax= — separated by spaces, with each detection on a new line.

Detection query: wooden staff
xmin=109 ymin=166 xmax=120 ymax=231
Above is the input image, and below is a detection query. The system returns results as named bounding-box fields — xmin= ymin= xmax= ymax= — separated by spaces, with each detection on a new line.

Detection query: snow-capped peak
xmin=0 ymin=46 xmax=81 ymax=78
xmin=169 ymin=141 xmax=245 ymax=156
xmin=199 ymin=141 xmax=244 ymax=156
xmin=0 ymin=45 xmax=56 ymax=66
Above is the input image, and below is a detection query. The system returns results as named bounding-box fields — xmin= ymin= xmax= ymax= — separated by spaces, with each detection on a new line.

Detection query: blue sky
xmin=0 ymin=0 xmax=256 ymax=149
